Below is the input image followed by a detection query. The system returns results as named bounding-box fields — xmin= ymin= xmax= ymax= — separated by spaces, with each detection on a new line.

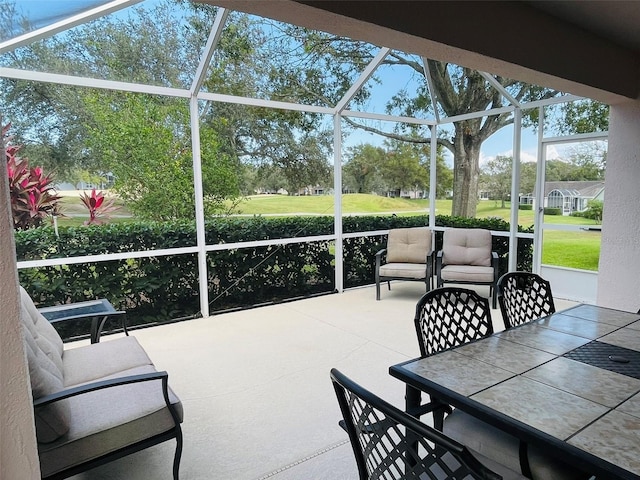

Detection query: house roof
xmin=545 ymin=181 xmax=605 ymax=198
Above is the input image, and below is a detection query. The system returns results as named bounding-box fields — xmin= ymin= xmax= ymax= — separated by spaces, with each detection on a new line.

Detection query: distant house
xmin=519 ymin=181 xmax=605 ymax=215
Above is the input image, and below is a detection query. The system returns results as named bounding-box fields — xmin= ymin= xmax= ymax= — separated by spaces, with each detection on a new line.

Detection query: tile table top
xmin=390 ymin=304 xmax=640 ymax=480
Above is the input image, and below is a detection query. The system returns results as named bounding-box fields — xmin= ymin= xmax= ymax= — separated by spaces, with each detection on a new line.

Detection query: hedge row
xmin=16 ymin=215 xmax=533 ymax=339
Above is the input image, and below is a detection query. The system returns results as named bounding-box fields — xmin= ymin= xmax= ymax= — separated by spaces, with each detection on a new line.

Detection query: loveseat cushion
xmin=21 ymin=302 xmax=71 ymax=443
xmin=20 ymin=286 xmax=64 ymax=375
xmin=63 ymin=336 xmax=153 ymax=387
xmin=38 ymin=365 xmax=183 ymax=478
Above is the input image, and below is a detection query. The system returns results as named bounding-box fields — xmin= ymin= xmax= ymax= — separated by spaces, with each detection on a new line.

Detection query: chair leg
xmin=387 ymin=281 xmax=391 ymax=291
xmin=173 ymin=429 xmax=183 ymax=480
xmin=376 ymin=279 xmax=381 ymax=300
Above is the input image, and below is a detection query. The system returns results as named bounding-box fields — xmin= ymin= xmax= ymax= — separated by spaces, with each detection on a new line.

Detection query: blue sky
xmin=10 ymin=1 xmax=564 ymax=166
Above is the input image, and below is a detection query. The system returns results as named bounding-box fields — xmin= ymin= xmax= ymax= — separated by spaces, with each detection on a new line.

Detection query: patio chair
xmin=412 ymin=287 xmax=585 ymax=480
xmin=435 ymin=228 xmax=499 ymax=308
xmin=375 ymin=227 xmax=433 ymax=300
xmin=414 ymin=287 xmax=494 ymax=358
xmin=330 ymin=368 xmax=521 ymax=480
xmin=497 ymin=271 xmax=556 ymax=329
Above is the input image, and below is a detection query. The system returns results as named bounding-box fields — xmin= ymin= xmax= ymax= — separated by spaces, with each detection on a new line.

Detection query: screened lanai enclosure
xmin=1 ymin=0 xmax=609 ymax=332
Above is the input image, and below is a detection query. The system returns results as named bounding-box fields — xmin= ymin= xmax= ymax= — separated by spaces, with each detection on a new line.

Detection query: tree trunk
xmin=451 ymin=121 xmax=482 ymax=217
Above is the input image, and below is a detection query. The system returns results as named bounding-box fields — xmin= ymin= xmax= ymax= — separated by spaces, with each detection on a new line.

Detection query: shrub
xmin=3 ymin=123 xmax=61 ymax=230
xmin=581 ymin=200 xmax=603 ymax=223
xmin=16 ymin=215 xmax=533 ymax=339
xmin=519 ymin=204 xmax=533 ymax=210
xmin=543 ymin=207 xmax=562 ymax=216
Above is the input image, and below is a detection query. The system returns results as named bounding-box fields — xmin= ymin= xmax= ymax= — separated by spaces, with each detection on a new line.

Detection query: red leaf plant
xmin=79 ymin=189 xmax=119 ymax=225
xmin=4 ymin=123 xmax=62 ymax=230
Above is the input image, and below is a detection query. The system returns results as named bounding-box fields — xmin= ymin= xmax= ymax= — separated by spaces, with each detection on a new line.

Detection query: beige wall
xmin=0 ymin=128 xmax=40 ymax=477
xmin=597 ymin=101 xmax=640 ymax=310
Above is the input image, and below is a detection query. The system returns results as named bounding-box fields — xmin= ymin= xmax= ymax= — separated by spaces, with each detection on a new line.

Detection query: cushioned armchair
xmin=375 ymin=227 xmax=433 ymax=300
xmin=435 ymin=228 xmax=498 ymax=308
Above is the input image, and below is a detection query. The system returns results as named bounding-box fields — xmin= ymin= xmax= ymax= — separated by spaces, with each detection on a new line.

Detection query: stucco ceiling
xmin=526 ymin=1 xmax=640 ymax=51
xmin=207 ymin=1 xmax=640 ymax=103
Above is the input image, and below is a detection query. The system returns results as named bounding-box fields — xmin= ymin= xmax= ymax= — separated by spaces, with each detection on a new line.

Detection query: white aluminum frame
xmin=4 ymin=1 xmax=592 ymax=317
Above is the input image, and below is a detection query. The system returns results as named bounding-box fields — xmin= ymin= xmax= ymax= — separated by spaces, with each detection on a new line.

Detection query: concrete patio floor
xmin=67 ymin=283 xmax=578 ymax=480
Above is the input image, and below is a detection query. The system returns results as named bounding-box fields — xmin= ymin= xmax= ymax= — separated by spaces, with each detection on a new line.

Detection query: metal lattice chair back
xmin=414 ymin=287 xmax=494 ymax=358
xmin=330 ymin=369 xmax=502 ymax=480
xmin=497 ymin=272 xmax=556 ymax=329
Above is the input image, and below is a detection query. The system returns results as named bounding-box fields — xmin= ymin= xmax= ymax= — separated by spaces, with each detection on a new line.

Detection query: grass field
xmin=56 ymin=192 xmax=601 ymax=270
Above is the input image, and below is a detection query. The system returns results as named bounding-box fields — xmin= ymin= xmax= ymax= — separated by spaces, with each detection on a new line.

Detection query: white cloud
xmin=520 ymin=151 xmax=538 ymax=163
xmin=545 ymin=144 xmax=561 ymax=160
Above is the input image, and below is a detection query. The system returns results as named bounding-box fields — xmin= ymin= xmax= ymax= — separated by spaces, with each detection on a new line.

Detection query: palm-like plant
xmin=79 ymin=188 xmax=119 ymax=225
xmin=4 ymin=123 xmax=61 ymax=230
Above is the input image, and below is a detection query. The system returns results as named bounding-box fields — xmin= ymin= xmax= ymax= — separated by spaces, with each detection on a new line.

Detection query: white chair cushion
xmin=442 ymin=229 xmax=492 ymax=266
xmin=440 ymin=265 xmax=494 ymax=283
xmin=63 ymin=336 xmax=153 ymax=387
xmin=444 ymin=410 xmax=587 ymax=480
xmin=37 ymin=364 xmax=183 ymax=478
xmin=379 ymin=263 xmax=427 ymax=279
xmin=386 ymin=227 xmax=431 ymax=264
xmin=20 ymin=302 xmax=71 ymax=443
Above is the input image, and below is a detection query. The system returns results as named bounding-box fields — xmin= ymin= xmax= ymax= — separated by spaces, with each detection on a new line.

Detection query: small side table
xmin=39 ymin=299 xmax=128 ymax=343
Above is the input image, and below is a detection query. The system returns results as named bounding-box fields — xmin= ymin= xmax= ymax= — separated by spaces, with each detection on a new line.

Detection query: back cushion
xmin=386 ymin=227 xmax=432 ymax=264
xmin=19 ymin=290 xmax=71 ymax=443
xmin=442 ymin=229 xmax=492 ymax=266
xmin=20 ymin=286 xmax=64 ymax=373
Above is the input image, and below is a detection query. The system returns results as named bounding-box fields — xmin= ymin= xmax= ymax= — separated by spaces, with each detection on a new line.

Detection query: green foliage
xmin=81 ymin=91 xmax=240 ymax=220
xmin=544 ymin=207 xmax=562 ymax=216
xmin=4 ymin=124 xmax=61 ymax=230
xmin=17 ymin=215 xmax=533 ymax=340
xmin=480 ymin=155 xmax=512 ymax=207
xmin=519 ymin=204 xmax=533 ymax=211
xmin=578 ymin=200 xmax=603 ymax=223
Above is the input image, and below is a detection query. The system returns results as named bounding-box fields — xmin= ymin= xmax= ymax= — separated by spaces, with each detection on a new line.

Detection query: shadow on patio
xmin=67 ymin=283 xmax=577 ymax=480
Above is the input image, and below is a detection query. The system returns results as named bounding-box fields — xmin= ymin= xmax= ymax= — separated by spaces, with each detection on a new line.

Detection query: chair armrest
xmin=33 ymin=370 xmax=182 ymax=431
xmin=375 ymin=248 xmax=387 ymax=259
xmin=34 ymin=371 xmax=169 ymax=407
xmin=375 ymin=248 xmax=387 ymax=270
xmin=491 ymin=251 xmax=499 ymax=279
xmin=435 ymin=251 xmax=444 ymax=287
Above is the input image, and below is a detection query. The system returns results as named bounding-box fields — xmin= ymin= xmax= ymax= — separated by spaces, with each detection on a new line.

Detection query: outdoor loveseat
xmin=18 ymin=286 xmax=183 ymax=480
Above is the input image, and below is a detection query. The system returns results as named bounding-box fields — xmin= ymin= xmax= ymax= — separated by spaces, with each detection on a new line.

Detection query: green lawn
xmin=542 ymin=230 xmax=601 ymax=271
xmin=56 ymin=192 xmax=601 ymax=271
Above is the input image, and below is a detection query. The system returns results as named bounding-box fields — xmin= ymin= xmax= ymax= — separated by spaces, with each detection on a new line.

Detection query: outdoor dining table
xmin=389 ymin=304 xmax=640 ymax=480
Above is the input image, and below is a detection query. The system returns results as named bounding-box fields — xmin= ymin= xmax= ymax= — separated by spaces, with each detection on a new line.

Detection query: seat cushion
xmin=441 ymin=265 xmax=494 ymax=283
xmin=63 ymin=336 xmax=154 ymax=387
xmin=444 ymin=410 xmax=587 ymax=480
xmin=379 ymin=262 xmax=427 ymax=279
xmin=442 ymin=229 xmax=492 ymax=266
xmin=38 ymin=364 xmax=183 ymax=478
xmin=386 ymin=227 xmax=431 ymax=264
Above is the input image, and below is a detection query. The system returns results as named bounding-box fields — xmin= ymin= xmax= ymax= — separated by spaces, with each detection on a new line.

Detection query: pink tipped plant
xmin=79 ymin=188 xmax=119 ymax=225
xmin=4 ymin=123 xmax=62 ymax=230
